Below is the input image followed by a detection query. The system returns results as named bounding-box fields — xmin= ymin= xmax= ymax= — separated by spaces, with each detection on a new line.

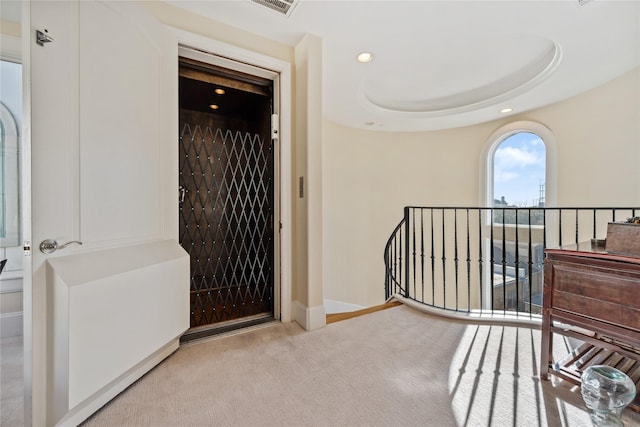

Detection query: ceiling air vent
xmin=251 ymin=0 xmax=299 ymax=17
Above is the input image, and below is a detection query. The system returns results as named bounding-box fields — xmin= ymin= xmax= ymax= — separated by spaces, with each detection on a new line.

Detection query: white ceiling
xmin=2 ymin=1 xmax=639 ymax=131
xmin=169 ymin=0 xmax=640 ymax=132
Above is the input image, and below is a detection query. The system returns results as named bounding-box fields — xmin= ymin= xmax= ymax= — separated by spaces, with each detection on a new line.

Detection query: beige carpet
xmin=0 ymin=336 xmax=23 ymax=427
xmin=78 ymin=305 xmax=640 ymax=427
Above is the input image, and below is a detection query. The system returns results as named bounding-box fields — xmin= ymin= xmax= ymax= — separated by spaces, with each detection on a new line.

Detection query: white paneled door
xmin=25 ymin=1 xmax=177 ymax=425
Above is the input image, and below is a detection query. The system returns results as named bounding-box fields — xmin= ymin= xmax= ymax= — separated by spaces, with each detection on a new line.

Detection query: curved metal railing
xmin=383 ymin=218 xmax=406 ymax=300
xmin=384 ymin=206 xmax=639 ymax=320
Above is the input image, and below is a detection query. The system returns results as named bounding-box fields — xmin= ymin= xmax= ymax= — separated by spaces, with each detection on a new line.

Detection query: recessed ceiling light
xmin=357 ymin=52 xmax=374 ymax=63
xmin=500 ymin=108 xmax=513 ymax=113
xmin=209 ymin=104 xmax=220 ymax=110
xmin=214 ymin=88 xmax=225 ymax=95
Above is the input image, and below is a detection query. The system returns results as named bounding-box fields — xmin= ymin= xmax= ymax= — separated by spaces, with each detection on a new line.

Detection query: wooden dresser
xmin=541 ymin=248 xmax=640 ymax=411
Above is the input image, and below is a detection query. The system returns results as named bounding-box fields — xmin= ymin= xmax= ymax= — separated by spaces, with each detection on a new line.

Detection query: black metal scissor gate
xmin=178 ymin=60 xmax=274 ymax=334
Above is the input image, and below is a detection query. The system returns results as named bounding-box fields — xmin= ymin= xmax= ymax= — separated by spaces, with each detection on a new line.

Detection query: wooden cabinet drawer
xmin=548 ymin=263 xmax=640 ymax=331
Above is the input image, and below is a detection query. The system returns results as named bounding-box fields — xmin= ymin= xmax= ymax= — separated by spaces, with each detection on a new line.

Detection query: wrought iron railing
xmin=384 ymin=207 xmax=639 ymax=319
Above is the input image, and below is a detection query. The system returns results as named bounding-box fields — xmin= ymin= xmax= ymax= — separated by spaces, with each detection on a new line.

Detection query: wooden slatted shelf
xmin=551 ymin=342 xmax=640 ymax=411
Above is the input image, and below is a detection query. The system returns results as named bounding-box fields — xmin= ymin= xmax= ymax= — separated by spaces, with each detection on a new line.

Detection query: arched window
xmin=493 ymin=131 xmax=545 ymax=208
xmin=479 ymin=121 xmax=557 ymax=312
xmin=480 ymin=121 xmax=557 ymax=210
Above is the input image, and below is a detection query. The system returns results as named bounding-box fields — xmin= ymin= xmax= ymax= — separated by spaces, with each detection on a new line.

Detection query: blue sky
xmin=493 ymin=132 xmax=545 ymax=207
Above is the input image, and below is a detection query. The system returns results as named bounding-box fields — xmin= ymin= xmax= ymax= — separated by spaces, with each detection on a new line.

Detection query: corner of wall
xmin=293 ymin=31 xmax=324 ymax=315
xmin=292 ymin=300 xmax=326 ymax=331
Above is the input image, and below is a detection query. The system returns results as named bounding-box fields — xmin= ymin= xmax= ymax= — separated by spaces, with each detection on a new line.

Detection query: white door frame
xmin=172 ymin=29 xmax=292 ymax=323
xmin=21 ymin=2 xmax=33 ymax=424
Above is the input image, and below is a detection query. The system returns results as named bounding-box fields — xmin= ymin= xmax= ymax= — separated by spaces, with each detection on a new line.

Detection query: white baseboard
xmin=293 ymin=300 xmax=326 ymax=331
xmin=324 ymin=299 xmax=365 ymax=314
xmin=0 ymin=311 xmax=22 ymax=338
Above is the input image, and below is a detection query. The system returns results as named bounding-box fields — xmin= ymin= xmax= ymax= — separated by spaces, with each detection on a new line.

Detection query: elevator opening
xmin=178 ymin=54 xmax=276 ymax=341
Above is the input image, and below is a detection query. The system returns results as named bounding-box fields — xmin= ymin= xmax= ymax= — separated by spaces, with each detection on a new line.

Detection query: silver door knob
xmin=39 ymin=239 xmax=83 ymax=254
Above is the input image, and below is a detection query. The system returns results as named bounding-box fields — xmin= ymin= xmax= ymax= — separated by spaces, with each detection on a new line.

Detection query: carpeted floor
xmin=0 ymin=335 xmax=23 ymax=427
xmin=4 ymin=305 xmax=640 ymax=426
xmin=78 ymin=304 xmax=640 ymax=427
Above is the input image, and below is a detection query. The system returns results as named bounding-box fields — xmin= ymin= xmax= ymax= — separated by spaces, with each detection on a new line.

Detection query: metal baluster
xmin=543 ymin=208 xmax=548 ymax=251
xmin=502 ymin=209 xmax=507 ymax=314
xmin=490 ymin=208 xmax=495 ymax=311
xmin=420 ymin=209 xmax=425 ymax=304
xmin=399 ymin=229 xmax=403 ymax=296
xmin=454 ymin=209 xmax=459 ymax=311
xmin=558 ymin=208 xmax=563 ymax=247
xmin=394 ymin=232 xmax=399 ymax=296
xmin=466 ymin=209 xmax=471 ymax=313
xmin=441 ymin=209 xmax=447 ymax=309
xmin=404 ymin=207 xmax=410 ymax=299
xmin=478 ymin=209 xmax=484 ymax=314
xmin=575 ymin=209 xmax=579 ymax=246
xmin=430 ymin=208 xmax=436 ymax=306
xmin=528 ymin=208 xmax=533 ymax=317
xmin=515 ymin=208 xmax=520 ymax=313
xmin=412 ymin=208 xmax=417 ymax=300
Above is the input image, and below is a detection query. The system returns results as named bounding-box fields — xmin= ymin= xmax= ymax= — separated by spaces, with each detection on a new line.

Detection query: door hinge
xmin=23 ymin=241 xmax=31 ymax=256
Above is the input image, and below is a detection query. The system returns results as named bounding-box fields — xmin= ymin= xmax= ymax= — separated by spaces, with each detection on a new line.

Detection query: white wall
xmin=323 ymin=67 xmax=640 ymax=308
xmin=293 ymin=34 xmax=325 ymax=330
